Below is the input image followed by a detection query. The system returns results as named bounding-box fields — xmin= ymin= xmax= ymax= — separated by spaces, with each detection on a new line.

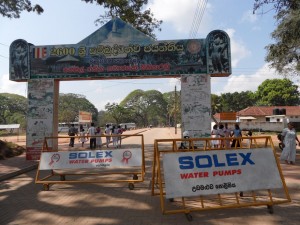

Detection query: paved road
xmin=1 ymin=128 xmax=300 ymax=225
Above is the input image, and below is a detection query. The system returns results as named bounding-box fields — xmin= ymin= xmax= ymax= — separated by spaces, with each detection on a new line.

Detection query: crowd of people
xmin=68 ymin=123 xmax=124 ymax=149
xmin=211 ymin=123 xmax=247 ymax=148
xmin=211 ymin=122 xmax=299 ymax=165
xmin=69 ymin=121 xmax=299 ymax=165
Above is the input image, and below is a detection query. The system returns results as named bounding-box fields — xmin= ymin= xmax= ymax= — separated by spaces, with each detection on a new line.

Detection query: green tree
xmin=120 ymin=89 xmax=167 ymax=127
xmin=1 ymin=1 xmax=162 ymax=39
xmin=0 ymin=93 xmax=27 ymax=126
xmin=104 ymin=102 xmax=130 ymax=124
xmin=97 ymin=110 xmax=110 ymax=127
xmin=0 ymin=0 xmax=43 ymax=18
xmin=143 ymin=90 xmax=168 ymax=126
xmin=211 ymin=94 xmax=222 ymax=115
xmin=255 ymin=78 xmax=300 ymax=105
xmin=83 ymin=0 xmax=162 ymax=39
xmin=82 ymin=0 xmax=162 ymax=38
xmin=219 ymin=91 xmax=256 ymax=112
xmin=120 ymin=89 xmax=144 ymax=126
xmin=59 ymin=93 xmax=98 ymax=124
xmin=253 ymin=0 xmax=300 ymax=75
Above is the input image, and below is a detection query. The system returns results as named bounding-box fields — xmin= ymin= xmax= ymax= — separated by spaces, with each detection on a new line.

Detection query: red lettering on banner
xmin=86 ymin=65 xmax=105 ymax=72
xmin=140 ymin=63 xmax=170 ymax=71
xmin=213 ymin=169 xmax=242 ymax=176
xmin=180 ymin=172 xmax=209 ymax=179
xmin=107 ymin=65 xmax=138 ymax=72
xmin=69 ymin=160 xmax=89 ymax=164
xmin=90 ymin=158 xmax=112 ymax=163
xmin=63 ymin=66 xmax=85 ymax=73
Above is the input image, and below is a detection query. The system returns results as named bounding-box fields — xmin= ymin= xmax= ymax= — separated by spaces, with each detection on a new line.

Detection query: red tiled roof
xmin=237 ymin=106 xmax=300 ymax=116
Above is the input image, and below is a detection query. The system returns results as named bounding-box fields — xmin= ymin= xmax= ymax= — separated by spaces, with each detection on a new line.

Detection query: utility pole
xmin=174 ymin=85 xmax=177 ymax=134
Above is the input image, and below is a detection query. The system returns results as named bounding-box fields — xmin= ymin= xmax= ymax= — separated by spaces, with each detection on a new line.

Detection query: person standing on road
xmin=280 ymin=122 xmax=300 ymax=165
xmin=117 ymin=125 xmax=123 ymax=148
xmin=78 ymin=128 xmax=87 ymax=147
xmin=68 ymin=124 xmax=78 ymax=147
xmin=111 ymin=126 xmax=118 ymax=148
xmin=211 ymin=124 xmax=219 ymax=148
xmin=105 ymin=124 xmax=111 ymax=148
xmin=87 ymin=122 xmax=96 ymax=149
xmin=96 ymin=126 xmax=102 ymax=148
xmin=218 ymin=124 xmax=225 ymax=148
xmin=223 ymin=123 xmax=231 ymax=148
xmin=230 ymin=123 xmax=242 ymax=148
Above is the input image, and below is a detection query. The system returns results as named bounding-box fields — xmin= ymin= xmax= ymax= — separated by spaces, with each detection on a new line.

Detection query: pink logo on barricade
xmin=49 ymin=153 xmax=60 ymax=166
xmin=121 ymin=150 xmax=132 ymax=164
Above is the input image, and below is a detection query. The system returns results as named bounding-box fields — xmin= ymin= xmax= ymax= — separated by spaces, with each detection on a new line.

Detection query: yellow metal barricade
xmin=151 ymin=136 xmax=291 ymax=221
xmin=36 ymin=134 xmax=145 ymax=191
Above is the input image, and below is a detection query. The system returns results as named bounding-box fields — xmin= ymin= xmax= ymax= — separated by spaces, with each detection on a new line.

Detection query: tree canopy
xmin=119 ymin=89 xmax=172 ymax=127
xmin=1 ymin=1 xmax=162 ymax=39
xmin=82 ymin=0 xmax=162 ymax=39
xmin=0 ymin=0 xmax=43 ymax=18
xmin=1 ymin=79 xmax=299 ymax=128
xmin=220 ymin=91 xmax=256 ymax=112
xmin=104 ymin=102 xmax=130 ymax=125
xmin=211 ymin=78 xmax=300 ymax=113
xmin=255 ymin=78 xmax=300 ymax=105
xmin=59 ymin=93 xmax=98 ymax=123
xmin=0 ymin=93 xmax=27 ymax=126
xmin=253 ymin=0 xmax=300 ymax=75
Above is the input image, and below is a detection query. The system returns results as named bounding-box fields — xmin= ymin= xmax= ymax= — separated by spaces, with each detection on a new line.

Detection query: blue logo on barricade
xmin=178 ymin=152 xmax=255 ymax=169
xmin=69 ymin=151 xmax=113 ymax=159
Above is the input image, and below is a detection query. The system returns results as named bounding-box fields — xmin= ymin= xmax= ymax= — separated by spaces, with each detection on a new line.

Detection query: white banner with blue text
xmin=39 ymin=148 xmax=142 ymax=170
xmin=163 ymin=148 xmax=282 ymax=198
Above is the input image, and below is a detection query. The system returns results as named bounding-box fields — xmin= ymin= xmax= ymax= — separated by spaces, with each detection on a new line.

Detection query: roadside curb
xmin=0 ymin=164 xmax=38 ymax=182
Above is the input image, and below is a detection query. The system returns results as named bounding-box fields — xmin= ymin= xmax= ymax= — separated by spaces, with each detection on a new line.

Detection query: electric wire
xmin=189 ymin=0 xmax=208 ymax=38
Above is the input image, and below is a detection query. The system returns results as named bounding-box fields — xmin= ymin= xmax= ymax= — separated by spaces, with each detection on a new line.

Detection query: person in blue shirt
xmin=230 ymin=123 xmax=242 ymax=148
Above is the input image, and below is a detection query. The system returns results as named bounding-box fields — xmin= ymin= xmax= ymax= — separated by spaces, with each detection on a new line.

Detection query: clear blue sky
xmin=0 ymin=0 xmax=291 ymax=110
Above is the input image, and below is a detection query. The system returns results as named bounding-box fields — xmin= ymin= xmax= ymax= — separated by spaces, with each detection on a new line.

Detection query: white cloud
xmin=149 ymin=0 xmax=212 ymax=36
xmin=217 ymin=64 xmax=279 ymax=94
xmin=225 ymin=28 xmax=251 ymax=68
xmin=168 ymin=78 xmax=181 ymax=88
xmin=240 ymin=10 xmax=258 ymax=23
xmin=96 ymin=98 xmax=122 ymax=111
xmin=0 ymin=74 xmax=27 ymax=96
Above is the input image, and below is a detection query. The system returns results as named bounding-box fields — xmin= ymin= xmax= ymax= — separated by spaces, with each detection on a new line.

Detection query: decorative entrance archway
xmin=9 ymin=17 xmax=231 ymax=160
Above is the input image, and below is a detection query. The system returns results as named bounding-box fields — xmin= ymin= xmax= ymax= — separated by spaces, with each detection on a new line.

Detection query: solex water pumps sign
xmin=39 ymin=148 xmax=142 ymax=170
xmin=163 ymin=148 xmax=283 ymax=199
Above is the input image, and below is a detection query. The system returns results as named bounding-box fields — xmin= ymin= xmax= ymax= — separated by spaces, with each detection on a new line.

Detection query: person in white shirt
xmin=87 ymin=122 xmax=96 ymax=149
xmin=223 ymin=123 xmax=231 ymax=148
xmin=111 ymin=126 xmax=118 ymax=148
xmin=218 ymin=124 xmax=225 ymax=148
xmin=117 ymin=125 xmax=123 ymax=147
xmin=211 ymin=124 xmax=219 ymax=148
xmin=95 ymin=127 xmax=102 ymax=148
xmin=78 ymin=128 xmax=87 ymax=147
xmin=105 ymin=124 xmax=111 ymax=148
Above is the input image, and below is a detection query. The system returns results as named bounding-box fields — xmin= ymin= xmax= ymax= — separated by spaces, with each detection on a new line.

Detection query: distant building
xmin=213 ymin=112 xmax=237 ymax=124
xmin=237 ymin=106 xmax=300 ymax=132
xmin=212 ymin=106 xmax=300 ymax=132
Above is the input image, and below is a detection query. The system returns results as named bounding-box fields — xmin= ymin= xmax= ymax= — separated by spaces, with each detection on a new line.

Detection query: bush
xmin=0 ymin=140 xmax=25 ymax=159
